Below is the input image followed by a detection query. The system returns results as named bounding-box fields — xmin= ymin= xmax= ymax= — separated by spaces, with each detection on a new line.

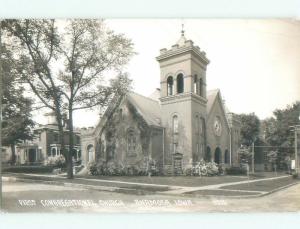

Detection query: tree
xmin=2 ymin=19 xmax=134 ymax=178
xmin=1 ymin=42 xmax=35 ymax=163
xmin=264 ymin=101 xmax=300 ymax=147
xmin=236 ymin=113 xmax=260 ymax=146
xmin=263 ymin=101 xmax=300 ymax=169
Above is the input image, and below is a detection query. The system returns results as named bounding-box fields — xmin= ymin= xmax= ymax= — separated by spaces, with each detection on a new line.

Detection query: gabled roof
xmin=207 ymin=89 xmax=220 ymax=114
xmin=127 ymin=92 xmax=162 ymax=127
xmin=206 ymin=89 xmax=231 ymax=130
xmin=148 ymin=88 xmax=161 ymax=101
xmin=90 ymin=88 xmax=236 ymax=137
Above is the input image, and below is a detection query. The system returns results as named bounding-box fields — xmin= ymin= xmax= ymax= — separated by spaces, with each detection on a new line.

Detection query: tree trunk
xmin=10 ymin=143 xmax=16 ymax=165
xmin=67 ymin=107 xmax=74 ymax=179
xmin=54 ymin=107 xmax=67 ymax=177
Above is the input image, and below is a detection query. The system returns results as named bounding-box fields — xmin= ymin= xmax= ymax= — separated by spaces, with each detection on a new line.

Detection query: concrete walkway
xmin=160 ymin=175 xmax=291 ymax=195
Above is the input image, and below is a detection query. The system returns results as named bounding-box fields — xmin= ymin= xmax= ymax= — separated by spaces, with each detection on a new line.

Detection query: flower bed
xmin=183 ymin=160 xmax=221 ymax=176
xmin=88 ymin=160 xmax=159 ymax=176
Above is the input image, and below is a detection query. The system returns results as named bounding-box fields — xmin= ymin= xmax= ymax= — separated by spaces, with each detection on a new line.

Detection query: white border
xmin=1 ymin=0 xmax=300 ymax=228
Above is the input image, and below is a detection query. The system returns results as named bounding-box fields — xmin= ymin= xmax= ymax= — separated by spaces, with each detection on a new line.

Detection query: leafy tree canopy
xmin=1 ymin=43 xmax=35 ymax=148
xmin=263 ymin=101 xmax=300 ymax=150
xmin=1 ymin=19 xmax=135 ymax=177
xmin=236 ymin=113 xmax=260 ymax=146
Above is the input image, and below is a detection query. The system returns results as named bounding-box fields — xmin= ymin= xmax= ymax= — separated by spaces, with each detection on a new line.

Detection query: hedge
xmin=225 ymin=166 xmax=247 ymax=175
xmin=3 ymin=165 xmax=54 ymax=173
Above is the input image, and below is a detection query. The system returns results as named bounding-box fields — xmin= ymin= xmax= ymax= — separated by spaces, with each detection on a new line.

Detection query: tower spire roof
xmin=181 ymin=23 xmax=185 ymax=36
xmin=177 ymin=24 xmax=187 ymax=47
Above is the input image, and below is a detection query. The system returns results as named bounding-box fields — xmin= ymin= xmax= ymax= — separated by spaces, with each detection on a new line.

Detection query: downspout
xmin=162 ymin=127 xmax=165 ymax=169
xmin=229 ymin=128 xmax=232 ymax=166
xmin=149 ymin=128 xmax=152 ymax=159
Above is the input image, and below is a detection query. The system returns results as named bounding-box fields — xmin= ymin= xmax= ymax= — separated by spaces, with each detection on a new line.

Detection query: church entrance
xmin=214 ymin=147 xmax=222 ymax=164
xmin=173 ymin=152 xmax=183 ymax=175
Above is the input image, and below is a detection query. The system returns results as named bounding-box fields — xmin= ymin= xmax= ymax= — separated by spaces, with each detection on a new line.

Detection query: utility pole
xmin=290 ymin=124 xmax=300 ymax=175
xmin=252 ymin=141 xmax=255 ymax=174
xmin=295 ymin=128 xmax=298 ymax=174
xmin=0 ymin=20 xmax=3 ymax=210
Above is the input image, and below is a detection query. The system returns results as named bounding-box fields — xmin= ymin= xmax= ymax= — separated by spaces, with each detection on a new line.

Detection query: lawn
xmin=4 ymin=171 xmax=295 ymax=196
xmin=79 ymin=172 xmax=289 ymax=187
xmin=81 ymin=174 xmax=251 ymax=187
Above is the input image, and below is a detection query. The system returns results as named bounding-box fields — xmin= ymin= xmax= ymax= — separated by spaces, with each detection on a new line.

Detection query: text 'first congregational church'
xmin=81 ymin=30 xmax=241 ymax=174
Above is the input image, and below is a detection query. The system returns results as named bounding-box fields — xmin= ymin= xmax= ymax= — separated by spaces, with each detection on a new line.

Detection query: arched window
xmin=193 ymin=75 xmax=198 ymax=94
xmin=173 ymin=115 xmax=179 ymax=134
xmin=224 ymin=150 xmax=230 ymax=164
xmin=199 ymin=78 xmax=204 ymax=97
xmin=127 ymin=129 xmax=136 ymax=154
xmin=177 ymin=73 xmax=184 ymax=93
xmin=200 ymin=117 xmax=205 ymax=136
xmin=205 ymin=146 xmax=212 ymax=162
xmin=167 ymin=76 xmax=173 ymax=96
xmin=195 ymin=115 xmax=200 ymax=134
xmin=87 ymin=144 xmax=94 ymax=162
xmin=200 ymin=144 xmax=204 ymax=155
xmin=214 ymin=147 xmax=222 ymax=164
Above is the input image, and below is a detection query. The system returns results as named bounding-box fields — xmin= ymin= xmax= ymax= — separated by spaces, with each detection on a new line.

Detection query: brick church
xmin=81 ymin=31 xmax=241 ymax=174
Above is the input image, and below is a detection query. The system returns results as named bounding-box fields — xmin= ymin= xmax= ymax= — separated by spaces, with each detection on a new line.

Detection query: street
xmin=2 ymin=180 xmax=300 ymax=213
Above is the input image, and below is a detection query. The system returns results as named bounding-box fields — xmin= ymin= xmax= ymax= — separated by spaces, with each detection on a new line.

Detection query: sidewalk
xmin=2 ymin=172 xmax=297 ymax=198
xmin=163 ymin=175 xmax=291 ymax=195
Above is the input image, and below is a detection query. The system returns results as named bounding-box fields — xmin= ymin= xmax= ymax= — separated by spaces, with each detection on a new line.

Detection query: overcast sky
xmin=35 ymin=19 xmax=300 ymax=128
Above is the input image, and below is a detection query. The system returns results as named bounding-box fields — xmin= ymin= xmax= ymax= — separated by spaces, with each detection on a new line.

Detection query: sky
xmin=35 ymin=19 xmax=300 ymax=128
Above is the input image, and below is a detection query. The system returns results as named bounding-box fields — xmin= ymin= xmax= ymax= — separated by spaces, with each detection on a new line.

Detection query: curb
xmin=157 ymin=181 xmax=300 ymax=199
xmin=258 ymin=181 xmax=300 ymax=197
xmin=2 ymin=176 xmax=156 ymax=196
xmin=2 ymin=176 xmax=17 ymax=182
xmin=186 ymin=182 xmax=300 ymax=199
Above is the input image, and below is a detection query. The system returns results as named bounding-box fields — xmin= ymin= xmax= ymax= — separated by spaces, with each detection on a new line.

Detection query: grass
xmin=80 ymin=172 xmax=288 ymax=187
xmin=80 ymin=175 xmax=250 ymax=187
xmin=4 ymin=171 xmax=296 ymax=196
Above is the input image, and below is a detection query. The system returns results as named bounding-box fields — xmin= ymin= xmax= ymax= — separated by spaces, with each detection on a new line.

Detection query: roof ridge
xmin=207 ymin=88 xmax=220 ymax=93
xmin=129 ymin=91 xmax=159 ymax=103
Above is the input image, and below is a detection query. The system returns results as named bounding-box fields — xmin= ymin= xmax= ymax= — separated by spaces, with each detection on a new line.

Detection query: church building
xmin=81 ymin=31 xmax=241 ymax=174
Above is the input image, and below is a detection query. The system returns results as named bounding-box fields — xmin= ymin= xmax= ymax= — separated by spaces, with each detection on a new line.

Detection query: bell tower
xmin=156 ymin=29 xmax=210 ymax=169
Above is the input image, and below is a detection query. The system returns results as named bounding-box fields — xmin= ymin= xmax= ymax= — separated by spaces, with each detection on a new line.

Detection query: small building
xmin=15 ymin=112 xmax=81 ymax=165
xmin=81 ymin=31 xmax=241 ymax=174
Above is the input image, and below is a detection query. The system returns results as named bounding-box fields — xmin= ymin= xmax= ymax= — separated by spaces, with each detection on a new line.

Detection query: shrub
xmin=87 ymin=161 xmax=99 ymax=175
xmin=226 ymin=166 xmax=247 ymax=175
xmin=44 ymin=155 xmax=66 ymax=168
xmin=148 ymin=159 xmax=159 ymax=176
xmin=87 ymin=160 xmax=159 ymax=176
xmin=124 ymin=165 xmax=146 ymax=176
xmin=184 ymin=160 xmax=219 ymax=176
xmin=206 ymin=162 xmax=219 ymax=176
xmin=3 ymin=165 xmax=54 ymax=173
xmin=183 ymin=167 xmax=193 ymax=176
xmin=292 ymin=172 xmax=298 ymax=179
